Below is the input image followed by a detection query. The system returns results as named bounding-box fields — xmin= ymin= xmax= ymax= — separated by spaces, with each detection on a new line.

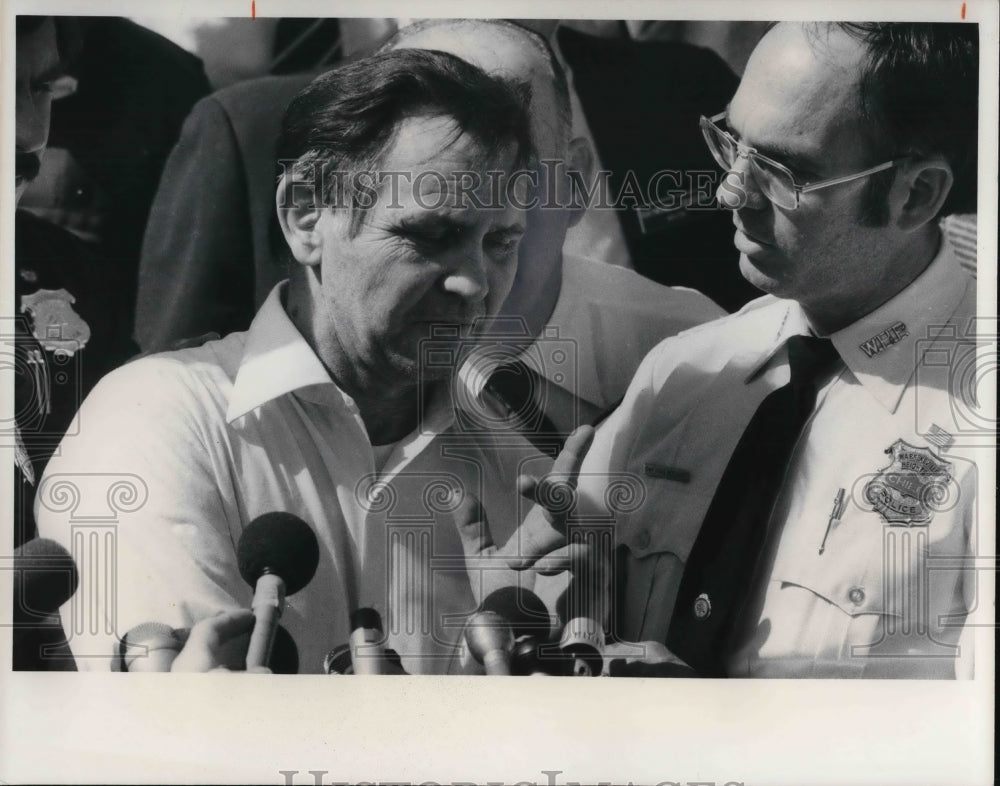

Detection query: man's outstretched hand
xmin=456 ymin=426 xmax=596 ymax=600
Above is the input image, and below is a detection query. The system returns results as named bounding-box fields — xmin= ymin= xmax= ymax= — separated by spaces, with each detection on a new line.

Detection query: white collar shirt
xmin=37 ymin=284 xmax=539 ymax=674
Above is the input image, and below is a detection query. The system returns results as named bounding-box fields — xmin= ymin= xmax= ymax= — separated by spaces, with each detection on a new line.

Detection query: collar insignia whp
xmin=858 ymin=321 xmax=909 ymax=359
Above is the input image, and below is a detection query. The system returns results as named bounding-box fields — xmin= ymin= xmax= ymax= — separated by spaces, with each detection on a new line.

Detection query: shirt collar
xmin=746 ymin=234 xmax=971 ymax=413
xmin=226 ymin=283 xmax=341 ymax=423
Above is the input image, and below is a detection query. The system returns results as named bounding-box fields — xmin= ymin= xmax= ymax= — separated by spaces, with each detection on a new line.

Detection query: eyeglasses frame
xmin=701 ymin=112 xmax=907 ymax=209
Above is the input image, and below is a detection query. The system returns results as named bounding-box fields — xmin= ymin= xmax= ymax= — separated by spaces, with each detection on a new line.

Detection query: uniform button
xmin=634 ymin=529 xmax=651 ymax=550
xmin=693 ymin=593 xmax=711 ymax=620
xmin=848 ymin=587 xmax=866 ymax=606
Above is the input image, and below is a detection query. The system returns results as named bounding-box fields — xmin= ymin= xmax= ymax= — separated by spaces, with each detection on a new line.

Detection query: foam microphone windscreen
xmin=237 ymin=512 xmax=320 ymax=594
xmin=14 ymin=538 xmax=79 ymax=621
xmin=480 ymin=586 xmax=552 ymax=641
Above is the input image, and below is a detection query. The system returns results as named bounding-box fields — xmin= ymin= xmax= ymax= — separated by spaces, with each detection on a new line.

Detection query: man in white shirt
xmin=36 ymin=48 xmax=541 ymax=674
xmin=485 ymin=22 xmax=984 ymax=678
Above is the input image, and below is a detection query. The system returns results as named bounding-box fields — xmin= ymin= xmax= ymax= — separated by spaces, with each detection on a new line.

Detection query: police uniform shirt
xmin=574 ymin=234 xmax=979 ymax=678
xmin=36 ymin=284 xmax=540 ymax=675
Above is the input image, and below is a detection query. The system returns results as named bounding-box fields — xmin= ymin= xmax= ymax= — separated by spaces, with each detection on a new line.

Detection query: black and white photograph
xmin=2 ymin=1 xmax=996 ymax=783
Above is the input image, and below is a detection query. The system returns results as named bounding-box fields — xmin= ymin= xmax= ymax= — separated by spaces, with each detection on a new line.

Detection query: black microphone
xmin=12 ymin=538 xmax=80 ymax=670
xmin=236 ymin=512 xmax=320 ymax=670
xmin=464 ymin=587 xmax=551 ymax=675
xmin=479 ymin=586 xmax=551 ymax=641
xmin=13 ymin=538 xmax=79 ymax=623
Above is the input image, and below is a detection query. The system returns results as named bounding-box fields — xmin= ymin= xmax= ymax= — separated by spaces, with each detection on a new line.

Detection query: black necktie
xmin=666 ymin=335 xmax=840 ymax=676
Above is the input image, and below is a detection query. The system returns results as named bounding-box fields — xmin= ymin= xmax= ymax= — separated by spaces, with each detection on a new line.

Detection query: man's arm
xmin=34 ymin=357 xmax=249 ymax=670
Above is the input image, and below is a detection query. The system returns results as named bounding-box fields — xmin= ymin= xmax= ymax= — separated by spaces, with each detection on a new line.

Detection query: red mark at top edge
xmin=252 ymin=0 xmax=256 ymax=19
xmin=961 ymin=2 xmax=966 ymax=19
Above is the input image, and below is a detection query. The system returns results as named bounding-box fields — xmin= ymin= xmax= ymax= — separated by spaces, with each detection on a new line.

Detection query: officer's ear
xmin=276 ymin=173 xmax=324 ymax=267
xmin=565 ymin=136 xmax=594 ymax=228
xmin=891 ymin=155 xmax=954 ymax=232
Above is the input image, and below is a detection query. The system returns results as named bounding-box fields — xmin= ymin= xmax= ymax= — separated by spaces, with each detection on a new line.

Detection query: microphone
xmin=464 ymin=587 xmax=554 ymax=676
xmin=558 ymin=616 xmax=605 ymax=677
xmin=479 ymin=586 xmax=552 ymax=641
xmin=464 ymin=610 xmax=515 ymax=675
xmin=237 ymin=512 xmax=320 ymax=670
xmin=12 ymin=539 xmax=80 ymax=671
xmin=13 ymin=538 xmax=79 ymax=623
xmin=323 ymin=643 xmax=353 ymax=675
xmin=349 ymin=607 xmax=387 ymax=675
xmin=115 ymin=622 xmax=189 ymax=672
xmin=269 ymin=624 xmax=300 ymax=674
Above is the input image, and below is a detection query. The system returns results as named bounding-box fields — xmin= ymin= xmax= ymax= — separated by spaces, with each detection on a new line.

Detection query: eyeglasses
xmin=700 ymin=112 xmax=906 ymax=210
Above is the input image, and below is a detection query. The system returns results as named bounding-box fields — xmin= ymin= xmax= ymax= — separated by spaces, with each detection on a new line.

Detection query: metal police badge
xmin=20 ymin=288 xmax=91 ymax=356
xmin=864 ymin=440 xmax=953 ymax=525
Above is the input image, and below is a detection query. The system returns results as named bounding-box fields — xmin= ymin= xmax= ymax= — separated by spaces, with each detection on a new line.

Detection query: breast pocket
xmin=767 ymin=496 xmax=970 ymax=675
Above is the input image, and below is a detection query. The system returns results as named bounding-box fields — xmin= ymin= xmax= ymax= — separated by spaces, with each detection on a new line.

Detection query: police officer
xmin=13 ymin=18 xmax=135 ymax=548
xmin=463 ymin=22 xmax=981 ymax=678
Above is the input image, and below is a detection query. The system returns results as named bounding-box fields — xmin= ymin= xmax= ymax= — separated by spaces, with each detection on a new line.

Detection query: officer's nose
xmin=716 ymin=154 xmax=767 ymax=211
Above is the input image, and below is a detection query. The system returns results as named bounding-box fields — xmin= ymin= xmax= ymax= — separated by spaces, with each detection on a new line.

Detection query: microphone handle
xmin=349 ymin=626 xmax=385 ymax=675
xmin=246 ymin=573 xmax=285 ymax=669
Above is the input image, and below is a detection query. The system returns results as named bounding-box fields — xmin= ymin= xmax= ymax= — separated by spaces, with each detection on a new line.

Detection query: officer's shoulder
xmin=666 ymin=293 xmax=783 ymax=342
xmin=565 ymin=255 xmax=722 ymax=311
xmin=634 ymin=294 xmax=785 ymax=377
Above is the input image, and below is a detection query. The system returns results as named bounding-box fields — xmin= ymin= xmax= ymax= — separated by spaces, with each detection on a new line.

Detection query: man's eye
xmin=399 ymin=224 xmax=463 ymax=246
xmin=486 ymin=231 xmax=523 ymax=255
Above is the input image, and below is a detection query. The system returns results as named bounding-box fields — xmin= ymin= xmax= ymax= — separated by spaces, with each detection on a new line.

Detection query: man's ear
xmin=565 ymin=136 xmax=594 ymax=228
xmin=893 ymin=156 xmax=954 ymax=232
xmin=275 ymin=173 xmax=324 ymax=267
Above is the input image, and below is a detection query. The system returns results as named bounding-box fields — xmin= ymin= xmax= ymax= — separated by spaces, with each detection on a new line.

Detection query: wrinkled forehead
xmin=391 ymin=24 xmax=563 ymax=157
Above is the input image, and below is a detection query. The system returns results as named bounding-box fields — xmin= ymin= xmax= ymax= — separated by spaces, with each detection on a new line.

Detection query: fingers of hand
xmin=518 ymin=426 xmax=595 ymax=527
xmin=171 ymin=609 xmax=255 ymax=672
xmin=502 ymin=504 xmax=567 ymax=571
xmin=551 ymin=425 xmax=595 ymax=480
xmin=526 ymin=542 xmax=595 ymax=576
xmin=454 ymin=495 xmax=496 ymax=559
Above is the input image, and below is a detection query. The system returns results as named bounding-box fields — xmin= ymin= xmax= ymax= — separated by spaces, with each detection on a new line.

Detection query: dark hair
xmin=273 ymin=47 xmax=533 ymax=255
xmin=384 ymin=18 xmax=573 ymax=149
xmin=833 ymin=23 xmax=979 ymax=221
xmin=16 ymin=16 xmax=84 ymax=70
